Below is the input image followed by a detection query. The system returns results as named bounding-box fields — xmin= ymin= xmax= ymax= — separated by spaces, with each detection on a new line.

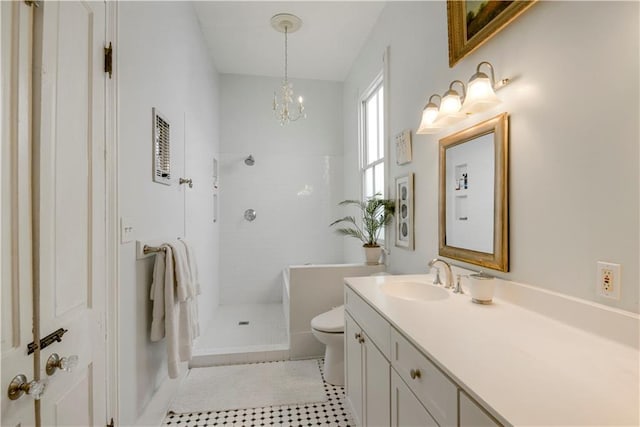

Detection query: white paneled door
xmin=1 ymin=2 xmax=36 ymax=425
xmin=35 ymin=1 xmax=107 ymax=425
xmin=2 ymin=1 xmax=109 ymax=426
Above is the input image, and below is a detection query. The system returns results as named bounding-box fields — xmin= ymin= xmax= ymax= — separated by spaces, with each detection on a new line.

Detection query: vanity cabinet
xmin=391 ymin=329 xmax=458 ymax=426
xmin=345 ymin=283 xmax=502 ymax=427
xmin=459 ymin=390 xmax=501 ymax=427
xmin=344 ymin=288 xmax=391 ymax=427
xmin=391 ymin=370 xmax=438 ymax=427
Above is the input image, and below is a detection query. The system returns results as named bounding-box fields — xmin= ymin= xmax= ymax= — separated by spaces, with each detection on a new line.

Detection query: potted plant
xmin=330 ymin=194 xmax=395 ymax=265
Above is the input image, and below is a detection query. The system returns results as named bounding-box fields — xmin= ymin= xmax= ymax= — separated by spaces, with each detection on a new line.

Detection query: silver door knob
xmin=179 ymin=178 xmax=193 ymax=188
xmin=46 ymin=353 xmax=79 ymax=376
xmin=7 ymin=374 xmax=46 ymax=401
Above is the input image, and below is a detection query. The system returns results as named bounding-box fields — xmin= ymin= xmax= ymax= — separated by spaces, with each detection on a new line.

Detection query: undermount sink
xmin=381 ymin=281 xmax=450 ymax=301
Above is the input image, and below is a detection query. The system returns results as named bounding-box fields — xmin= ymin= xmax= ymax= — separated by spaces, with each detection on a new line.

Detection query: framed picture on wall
xmin=395 ymin=173 xmax=415 ymax=250
xmin=447 ymin=1 xmax=537 ymax=67
xmin=395 ymin=130 xmax=412 ymax=165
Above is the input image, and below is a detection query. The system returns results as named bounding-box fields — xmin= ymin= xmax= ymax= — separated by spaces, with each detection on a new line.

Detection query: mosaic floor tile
xmin=163 ymin=359 xmax=354 ymax=427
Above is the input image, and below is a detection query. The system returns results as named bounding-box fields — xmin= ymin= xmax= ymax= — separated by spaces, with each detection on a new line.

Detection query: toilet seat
xmin=311 ymin=305 xmax=344 ymax=333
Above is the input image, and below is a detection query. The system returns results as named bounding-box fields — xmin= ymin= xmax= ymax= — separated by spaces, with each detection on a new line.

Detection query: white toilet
xmin=311 ymin=305 xmax=345 ymax=386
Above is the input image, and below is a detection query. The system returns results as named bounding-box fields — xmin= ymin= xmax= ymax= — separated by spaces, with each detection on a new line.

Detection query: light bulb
xmin=298 ymin=96 xmax=303 ymax=104
xmin=440 ymin=90 xmax=462 ymax=115
xmin=462 ymin=73 xmax=501 ymax=113
xmin=422 ymin=105 xmax=439 ymax=125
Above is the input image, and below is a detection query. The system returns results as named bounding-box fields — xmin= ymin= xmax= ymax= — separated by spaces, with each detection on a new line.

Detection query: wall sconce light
xmin=416 ymin=61 xmax=510 ymax=135
xmin=417 ymin=94 xmax=442 ymax=134
xmin=462 ymin=61 xmax=509 ymax=114
xmin=439 ymin=80 xmax=467 ymax=124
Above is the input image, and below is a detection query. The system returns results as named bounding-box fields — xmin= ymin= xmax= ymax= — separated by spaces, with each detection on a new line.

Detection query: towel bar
xmin=136 ymin=239 xmax=181 ymax=259
xmin=143 ymin=245 xmax=166 ymax=255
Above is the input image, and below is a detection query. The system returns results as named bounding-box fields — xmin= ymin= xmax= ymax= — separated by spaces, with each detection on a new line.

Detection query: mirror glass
xmin=439 ymin=113 xmax=509 ymax=272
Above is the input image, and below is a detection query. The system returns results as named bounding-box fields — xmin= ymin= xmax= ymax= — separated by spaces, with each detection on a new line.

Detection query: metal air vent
xmin=152 ymin=108 xmax=171 ymax=185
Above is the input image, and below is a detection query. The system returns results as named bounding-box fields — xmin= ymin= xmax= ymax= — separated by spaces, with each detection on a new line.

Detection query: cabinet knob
xmin=7 ymin=374 xmax=46 ymax=401
xmin=409 ymin=369 xmax=421 ymax=380
xmin=358 ymin=336 xmax=365 ymax=344
xmin=354 ymin=332 xmax=361 ymax=341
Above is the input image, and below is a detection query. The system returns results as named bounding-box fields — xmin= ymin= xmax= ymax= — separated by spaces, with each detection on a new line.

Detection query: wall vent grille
xmin=153 ymin=108 xmax=171 ymax=185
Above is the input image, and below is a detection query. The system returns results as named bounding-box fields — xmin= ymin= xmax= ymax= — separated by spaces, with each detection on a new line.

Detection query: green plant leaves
xmin=329 ymin=194 xmax=395 ymax=246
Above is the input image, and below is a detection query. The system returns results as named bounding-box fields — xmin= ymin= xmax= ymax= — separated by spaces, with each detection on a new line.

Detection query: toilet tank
xmin=286 ymin=263 xmax=385 ymax=359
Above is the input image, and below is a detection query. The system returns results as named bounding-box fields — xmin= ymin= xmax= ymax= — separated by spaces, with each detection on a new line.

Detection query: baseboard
xmin=135 ymin=363 xmax=188 ymax=426
xmin=190 ymin=348 xmax=290 ymax=367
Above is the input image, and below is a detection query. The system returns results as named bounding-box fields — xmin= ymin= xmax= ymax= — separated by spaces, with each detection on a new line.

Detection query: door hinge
xmin=106 ymin=417 xmax=114 ymax=427
xmin=104 ymin=42 xmax=113 ymax=79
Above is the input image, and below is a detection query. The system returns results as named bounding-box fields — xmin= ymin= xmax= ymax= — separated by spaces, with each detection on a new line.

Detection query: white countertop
xmin=344 ymin=274 xmax=640 ymax=427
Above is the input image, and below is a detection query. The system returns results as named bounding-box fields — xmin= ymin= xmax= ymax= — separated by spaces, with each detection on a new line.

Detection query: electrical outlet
xmin=596 ymin=261 xmax=621 ymax=300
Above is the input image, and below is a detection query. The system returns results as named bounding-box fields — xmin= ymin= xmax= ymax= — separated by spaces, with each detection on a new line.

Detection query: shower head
xmin=244 ymin=155 xmax=255 ymax=166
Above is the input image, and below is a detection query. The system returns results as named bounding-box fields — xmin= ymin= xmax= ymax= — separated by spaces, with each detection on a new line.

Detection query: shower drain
xmin=238 ymin=321 xmax=249 ymax=326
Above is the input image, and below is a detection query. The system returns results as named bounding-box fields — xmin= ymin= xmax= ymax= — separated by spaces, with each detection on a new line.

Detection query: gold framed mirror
xmin=439 ymin=113 xmax=509 ymax=271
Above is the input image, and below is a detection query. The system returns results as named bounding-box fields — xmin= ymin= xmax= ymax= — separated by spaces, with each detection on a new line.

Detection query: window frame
xmin=359 ymin=72 xmax=385 ymax=202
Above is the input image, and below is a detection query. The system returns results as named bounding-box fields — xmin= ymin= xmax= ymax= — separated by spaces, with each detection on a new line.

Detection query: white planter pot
xmin=363 ymin=246 xmax=382 ymax=265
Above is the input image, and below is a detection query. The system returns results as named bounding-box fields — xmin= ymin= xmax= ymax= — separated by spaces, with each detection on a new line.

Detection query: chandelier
xmin=271 ymin=13 xmax=306 ymax=126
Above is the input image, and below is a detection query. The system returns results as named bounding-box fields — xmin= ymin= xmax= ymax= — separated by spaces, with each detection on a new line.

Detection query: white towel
xmin=149 ymin=243 xmax=198 ymax=379
xmin=149 ymin=249 xmax=166 ymax=342
xmin=179 ymin=238 xmax=201 ymax=295
xmin=168 ymin=241 xmax=195 ymax=302
xmin=179 ymin=239 xmax=201 ymax=339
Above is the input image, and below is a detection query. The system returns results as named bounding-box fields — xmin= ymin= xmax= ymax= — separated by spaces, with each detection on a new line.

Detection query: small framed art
xmin=395 ymin=130 xmax=412 ymax=165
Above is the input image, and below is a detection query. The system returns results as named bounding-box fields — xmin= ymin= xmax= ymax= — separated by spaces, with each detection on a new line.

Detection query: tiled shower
xmin=192 ymin=74 xmax=346 ymax=362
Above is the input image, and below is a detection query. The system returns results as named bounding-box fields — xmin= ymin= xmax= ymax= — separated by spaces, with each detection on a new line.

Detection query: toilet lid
xmin=311 ymin=305 xmax=344 ymax=333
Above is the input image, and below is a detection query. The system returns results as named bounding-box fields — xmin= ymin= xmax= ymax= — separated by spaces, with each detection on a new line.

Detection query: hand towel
xmin=179 ymin=238 xmax=201 ymax=339
xmin=179 ymin=238 xmax=201 ymax=295
xmin=149 ymin=240 xmax=202 ymax=378
xmin=168 ymin=241 xmax=195 ymax=302
xmin=149 ymin=248 xmax=167 ymax=341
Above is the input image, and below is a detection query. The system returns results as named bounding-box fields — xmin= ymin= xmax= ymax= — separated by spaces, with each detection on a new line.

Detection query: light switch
xmin=120 ymin=217 xmax=135 ymax=244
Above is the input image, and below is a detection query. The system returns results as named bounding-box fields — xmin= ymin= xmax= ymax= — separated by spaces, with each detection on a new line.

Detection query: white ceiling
xmin=193 ymin=1 xmax=387 ymax=82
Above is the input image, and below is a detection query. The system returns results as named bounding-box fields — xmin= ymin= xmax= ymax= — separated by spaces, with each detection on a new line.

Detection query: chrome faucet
xmin=427 ymin=258 xmax=454 ymax=289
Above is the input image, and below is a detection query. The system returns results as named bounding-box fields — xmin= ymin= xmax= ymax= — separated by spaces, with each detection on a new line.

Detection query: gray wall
xmin=343 ymin=1 xmax=639 ymax=313
xmin=218 ymin=74 xmax=345 ymax=304
xmin=117 ymin=2 xmax=220 ymax=424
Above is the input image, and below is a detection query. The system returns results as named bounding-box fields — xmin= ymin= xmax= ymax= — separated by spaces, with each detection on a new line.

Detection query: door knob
xmin=409 ymin=368 xmax=422 ymax=380
xmin=46 ymin=353 xmax=79 ymax=376
xmin=7 ymin=374 xmax=46 ymax=401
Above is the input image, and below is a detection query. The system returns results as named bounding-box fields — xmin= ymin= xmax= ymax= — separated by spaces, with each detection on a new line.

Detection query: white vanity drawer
xmin=344 ymin=286 xmax=391 ymax=359
xmin=391 ymin=328 xmax=457 ymax=427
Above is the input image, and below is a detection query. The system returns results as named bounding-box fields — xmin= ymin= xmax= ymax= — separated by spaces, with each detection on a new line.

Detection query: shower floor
xmin=191 ymin=303 xmax=289 ymax=367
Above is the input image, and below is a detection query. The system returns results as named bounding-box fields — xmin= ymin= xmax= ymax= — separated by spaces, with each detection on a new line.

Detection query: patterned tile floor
xmin=162 ymin=360 xmax=354 ymax=427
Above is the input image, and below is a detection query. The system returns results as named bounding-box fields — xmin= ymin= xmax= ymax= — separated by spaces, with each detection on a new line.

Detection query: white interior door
xmin=1 ymin=2 xmax=36 ymax=425
xmin=33 ymin=1 xmax=107 ymax=425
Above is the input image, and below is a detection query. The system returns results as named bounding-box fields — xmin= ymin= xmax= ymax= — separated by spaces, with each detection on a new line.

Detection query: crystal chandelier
xmin=271 ymin=13 xmax=306 ymax=126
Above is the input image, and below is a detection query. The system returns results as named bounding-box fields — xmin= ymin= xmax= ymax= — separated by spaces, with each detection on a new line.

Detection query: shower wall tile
xmin=218 ymin=75 xmax=345 ymax=304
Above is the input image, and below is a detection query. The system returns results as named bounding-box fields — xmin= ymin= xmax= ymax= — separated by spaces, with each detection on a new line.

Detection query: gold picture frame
xmin=439 ymin=113 xmax=509 ymax=272
xmin=447 ymin=1 xmax=536 ymax=67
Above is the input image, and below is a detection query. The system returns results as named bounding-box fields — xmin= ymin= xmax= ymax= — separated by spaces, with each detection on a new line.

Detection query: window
xmin=360 ymin=75 xmax=385 ymax=201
